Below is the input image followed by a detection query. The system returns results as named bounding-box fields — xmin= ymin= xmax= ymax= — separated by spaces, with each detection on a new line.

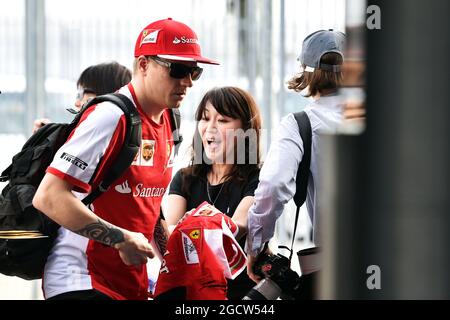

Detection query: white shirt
xmin=245 ymin=93 xmax=344 ymax=256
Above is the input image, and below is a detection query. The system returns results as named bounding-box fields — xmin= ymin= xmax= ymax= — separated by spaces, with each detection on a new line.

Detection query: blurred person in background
xmin=341 ymin=59 xmax=366 ymax=129
xmin=245 ymin=30 xmax=346 ymax=300
xmin=32 ymin=61 xmax=132 ymax=133
xmin=32 ymin=18 xmax=218 ymax=300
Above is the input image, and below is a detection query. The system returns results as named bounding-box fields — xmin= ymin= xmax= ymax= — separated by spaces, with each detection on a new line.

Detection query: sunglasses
xmin=150 ymin=56 xmax=203 ymax=81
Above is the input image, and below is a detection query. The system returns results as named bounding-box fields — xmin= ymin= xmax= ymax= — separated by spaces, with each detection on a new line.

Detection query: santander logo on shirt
xmin=115 ymin=180 xmax=166 ymax=198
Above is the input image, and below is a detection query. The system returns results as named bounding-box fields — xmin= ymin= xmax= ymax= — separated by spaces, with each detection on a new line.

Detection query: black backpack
xmin=0 ymin=93 xmax=182 ymax=280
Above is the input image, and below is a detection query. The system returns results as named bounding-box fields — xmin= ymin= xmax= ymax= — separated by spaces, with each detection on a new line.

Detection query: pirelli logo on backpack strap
xmin=60 ymin=152 xmax=88 ymax=170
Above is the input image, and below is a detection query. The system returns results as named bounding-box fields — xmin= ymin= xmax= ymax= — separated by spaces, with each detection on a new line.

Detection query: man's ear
xmin=137 ymin=55 xmax=149 ymax=73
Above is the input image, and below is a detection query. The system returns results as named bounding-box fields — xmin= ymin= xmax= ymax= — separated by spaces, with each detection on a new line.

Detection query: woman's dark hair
xmin=287 ymin=52 xmax=343 ymax=97
xmin=181 ymin=87 xmax=262 ymax=195
xmin=77 ymin=61 xmax=132 ymax=95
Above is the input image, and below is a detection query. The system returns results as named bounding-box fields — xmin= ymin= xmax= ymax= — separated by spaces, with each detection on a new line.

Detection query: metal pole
xmin=25 ymin=0 xmax=45 ymax=136
xmin=261 ymin=0 xmax=272 ymax=147
xmin=278 ymin=0 xmax=285 ymax=122
xmin=246 ymin=0 xmax=257 ymax=96
xmin=26 ymin=0 xmax=45 ymax=299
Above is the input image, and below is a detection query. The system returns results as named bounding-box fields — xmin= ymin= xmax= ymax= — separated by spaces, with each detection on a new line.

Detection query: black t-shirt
xmin=168 ymin=168 xmax=260 ymax=300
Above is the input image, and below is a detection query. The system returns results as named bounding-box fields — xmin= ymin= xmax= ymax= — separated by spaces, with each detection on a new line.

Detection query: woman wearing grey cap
xmin=245 ymin=29 xmax=346 ymax=300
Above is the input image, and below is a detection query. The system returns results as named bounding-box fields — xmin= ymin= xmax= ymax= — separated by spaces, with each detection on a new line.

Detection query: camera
xmin=243 ymin=252 xmax=301 ymax=300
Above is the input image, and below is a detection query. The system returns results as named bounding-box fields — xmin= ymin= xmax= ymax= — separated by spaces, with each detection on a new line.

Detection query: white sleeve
xmin=47 ymin=102 xmax=125 ymax=192
xmin=245 ymin=114 xmax=304 ymax=256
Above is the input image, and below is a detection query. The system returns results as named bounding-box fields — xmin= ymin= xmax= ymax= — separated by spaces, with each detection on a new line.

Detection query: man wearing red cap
xmin=33 ymin=18 xmax=218 ymax=300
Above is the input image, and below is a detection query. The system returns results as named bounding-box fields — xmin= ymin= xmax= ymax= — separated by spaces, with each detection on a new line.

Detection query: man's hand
xmin=246 ymin=254 xmax=262 ymax=284
xmin=247 ymin=246 xmax=273 ymax=284
xmin=114 ymin=230 xmax=155 ymax=266
xmin=32 ymin=118 xmax=51 ymax=134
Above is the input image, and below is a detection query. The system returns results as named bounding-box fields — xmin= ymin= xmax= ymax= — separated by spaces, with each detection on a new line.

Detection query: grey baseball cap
xmin=298 ymin=29 xmax=346 ymax=72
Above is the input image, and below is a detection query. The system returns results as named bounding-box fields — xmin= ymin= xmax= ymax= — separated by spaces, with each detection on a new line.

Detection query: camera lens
xmin=242 ymin=279 xmax=282 ymax=300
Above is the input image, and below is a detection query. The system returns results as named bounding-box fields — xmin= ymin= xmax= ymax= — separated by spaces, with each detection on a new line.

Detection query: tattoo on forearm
xmin=75 ymin=219 xmax=124 ymax=246
xmin=154 ymin=218 xmax=168 ymax=255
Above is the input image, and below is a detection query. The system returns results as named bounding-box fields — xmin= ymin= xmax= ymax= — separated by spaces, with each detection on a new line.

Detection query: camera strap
xmin=286 ymin=111 xmax=312 ymax=263
xmin=279 ymin=205 xmax=304 ymax=263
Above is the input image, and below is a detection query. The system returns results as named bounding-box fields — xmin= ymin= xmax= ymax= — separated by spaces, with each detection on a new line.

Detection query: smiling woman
xmin=198 ymin=102 xmax=243 ymax=164
xmin=164 ymin=86 xmax=262 ymax=300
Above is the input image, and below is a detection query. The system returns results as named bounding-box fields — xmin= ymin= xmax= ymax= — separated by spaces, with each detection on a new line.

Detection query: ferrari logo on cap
xmin=141 ymin=29 xmax=160 ymax=47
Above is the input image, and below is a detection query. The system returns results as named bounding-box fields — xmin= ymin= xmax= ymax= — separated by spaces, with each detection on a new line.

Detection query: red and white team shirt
xmin=43 ymin=83 xmax=175 ymax=300
xmin=154 ymin=202 xmax=247 ymax=300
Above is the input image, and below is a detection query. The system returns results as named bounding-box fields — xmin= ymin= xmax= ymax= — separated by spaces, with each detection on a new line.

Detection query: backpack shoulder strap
xmin=81 ymin=93 xmax=141 ymax=205
xmin=169 ymin=108 xmax=183 ymax=156
xmin=285 ymin=111 xmax=312 ymax=262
